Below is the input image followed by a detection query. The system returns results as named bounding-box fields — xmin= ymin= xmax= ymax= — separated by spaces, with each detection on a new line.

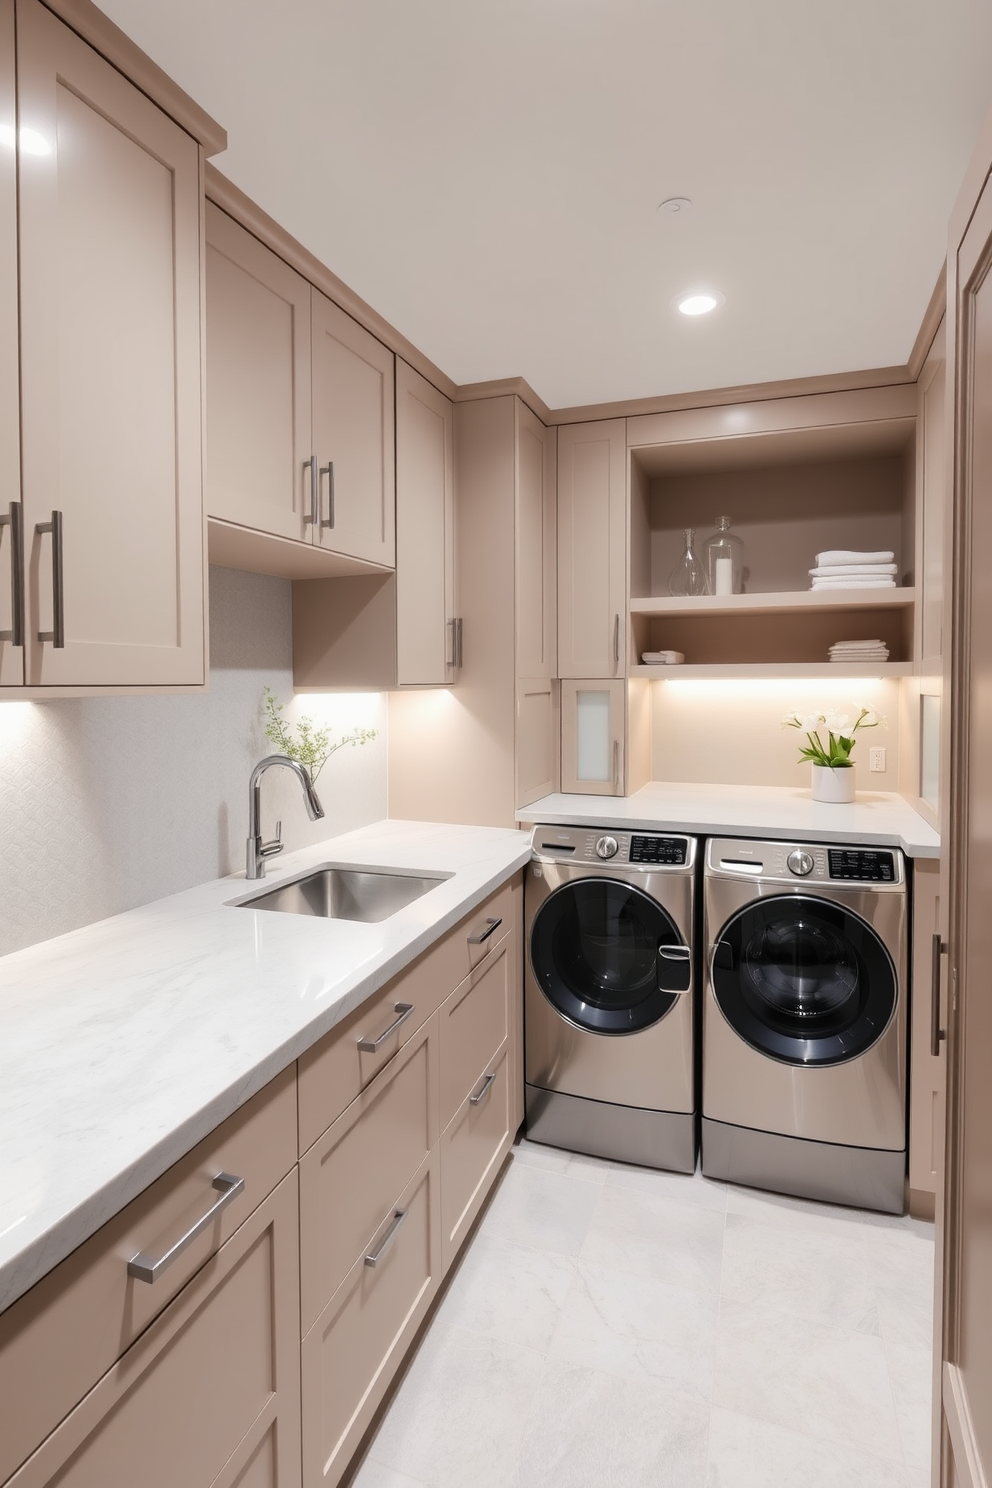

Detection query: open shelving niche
xmin=627 ymin=397 xmax=917 ymax=679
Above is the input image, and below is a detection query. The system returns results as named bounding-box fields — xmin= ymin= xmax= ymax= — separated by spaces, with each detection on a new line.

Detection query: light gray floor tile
xmin=350 ymin=1461 xmax=427 ymax=1488
xmin=713 ymin=1297 xmax=903 ymax=1459
xmin=511 ymin=1138 xmax=573 ymax=1175
xmin=606 ymin=1161 xmax=729 ymax=1213
xmin=512 ymin=1358 xmax=710 ymax=1488
xmin=904 ymin=1468 xmax=933 ymax=1488
xmin=436 ymin=1233 xmax=575 ymax=1353
xmin=884 ymin=1336 xmax=934 ymax=1470
xmin=482 ymin=1161 xmax=602 ymax=1257
xmin=548 ymin=1256 xmax=719 ymax=1400
xmin=875 ymin=1282 xmax=934 ymax=1354
xmin=721 ymin=1213 xmax=878 ymax=1333
xmin=370 ymin=1322 xmax=546 ymax=1488
xmin=724 ymin=1182 xmax=869 ymax=1238
xmin=865 ymin=1224 xmax=937 ymax=1297
xmin=580 ymin=1182 xmax=726 ymax=1296
xmin=706 ymin=1406 xmax=909 ymax=1487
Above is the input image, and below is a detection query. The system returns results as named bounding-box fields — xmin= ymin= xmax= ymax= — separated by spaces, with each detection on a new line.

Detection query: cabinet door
xmin=557 ymin=419 xmax=626 ymax=678
xmin=395 ymin=359 xmax=454 ymax=684
xmin=516 ymin=676 xmax=559 ymax=807
xmin=515 ymin=401 xmax=556 ymax=680
xmin=311 ymin=290 xmax=395 ymax=567
xmin=440 ymin=1043 xmax=511 ymax=1270
xmin=908 ymin=858 xmax=943 ymax=1210
xmin=560 ymin=678 xmax=626 ymax=795
xmin=8 ymin=1172 xmax=302 ymax=1488
xmin=0 ymin=0 xmax=21 ymax=687
xmin=16 ymin=0 xmax=205 ymax=687
xmin=205 ymin=203 xmax=313 ymax=544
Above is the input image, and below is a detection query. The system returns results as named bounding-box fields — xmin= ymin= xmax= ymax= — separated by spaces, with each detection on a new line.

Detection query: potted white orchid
xmin=782 ymin=704 xmax=883 ymax=803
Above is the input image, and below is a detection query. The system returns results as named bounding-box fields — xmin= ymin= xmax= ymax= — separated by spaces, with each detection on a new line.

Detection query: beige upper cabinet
xmin=311 ymin=290 xmax=395 ymax=567
xmin=395 ymin=360 xmax=455 ymax=685
xmin=14 ymin=0 xmax=205 ymax=689
xmin=0 ymin=0 xmax=20 ymax=687
xmin=515 ymin=400 xmax=557 ymax=680
xmin=205 ymin=203 xmax=312 ymax=544
xmin=557 ymin=418 xmax=627 ymax=678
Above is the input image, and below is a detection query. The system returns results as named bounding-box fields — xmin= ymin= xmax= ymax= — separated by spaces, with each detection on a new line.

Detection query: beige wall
xmin=650 ymin=676 xmax=902 ymax=792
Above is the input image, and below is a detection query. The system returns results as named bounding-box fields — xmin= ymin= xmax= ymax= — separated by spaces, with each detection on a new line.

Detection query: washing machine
xmin=702 ymin=837 xmax=908 ymax=1213
xmin=525 ymin=824 xmax=698 ymax=1172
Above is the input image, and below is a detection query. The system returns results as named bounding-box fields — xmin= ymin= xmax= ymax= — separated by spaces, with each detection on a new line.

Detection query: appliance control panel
xmin=828 ymin=849 xmax=896 ymax=882
xmin=531 ymin=826 xmax=694 ymax=870
xmin=706 ymin=837 xmax=905 ymax=887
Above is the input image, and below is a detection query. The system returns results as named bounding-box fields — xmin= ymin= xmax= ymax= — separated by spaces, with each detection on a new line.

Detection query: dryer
xmin=702 ymin=837 xmax=908 ymax=1213
xmin=525 ymin=825 xmax=698 ymax=1173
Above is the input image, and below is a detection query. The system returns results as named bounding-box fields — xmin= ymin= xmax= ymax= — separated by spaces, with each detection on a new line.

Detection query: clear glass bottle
xmin=703 ymin=515 xmax=744 ymax=596
xmin=668 ymin=528 xmax=708 ymax=597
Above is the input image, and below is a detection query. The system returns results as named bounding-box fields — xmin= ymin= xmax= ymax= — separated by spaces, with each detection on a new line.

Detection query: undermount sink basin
xmin=234 ymin=866 xmax=448 ymax=923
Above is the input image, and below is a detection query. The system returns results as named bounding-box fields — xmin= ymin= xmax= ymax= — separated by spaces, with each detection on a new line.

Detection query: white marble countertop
xmin=517 ymin=782 xmax=940 ymax=858
xmin=0 ymin=819 xmax=530 ymax=1313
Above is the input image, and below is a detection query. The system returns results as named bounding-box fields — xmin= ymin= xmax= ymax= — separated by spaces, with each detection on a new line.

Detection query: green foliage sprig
xmin=262 ymin=687 xmax=377 ymax=784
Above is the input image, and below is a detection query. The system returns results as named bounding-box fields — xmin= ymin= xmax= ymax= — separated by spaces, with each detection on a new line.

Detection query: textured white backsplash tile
xmin=0 ymin=567 xmax=387 ymax=955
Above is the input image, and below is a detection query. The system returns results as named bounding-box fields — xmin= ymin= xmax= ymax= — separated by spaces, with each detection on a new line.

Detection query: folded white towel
xmin=829 ymin=639 xmax=885 ymax=650
xmin=641 ymin=650 xmax=684 ymax=665
xmin=811 ymin=578 xmax=895 ymax=589
xmin=809 ymin=564 xmax=897 ymax=578
xmin=829 ymin=646 xmax=889 ymax=654
xmin=815 ymin=550 xmax=895 ymax=567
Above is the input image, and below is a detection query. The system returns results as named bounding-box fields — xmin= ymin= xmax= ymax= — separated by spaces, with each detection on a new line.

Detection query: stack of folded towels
xmin=809 ymin=550 xmax=898 ymax=589
xmin=828 ymin=638 xmax=890 ymax=663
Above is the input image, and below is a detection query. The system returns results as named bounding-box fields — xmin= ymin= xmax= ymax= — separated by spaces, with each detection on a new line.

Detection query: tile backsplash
xmin=0 ymin=567 xmax=387 ymax=956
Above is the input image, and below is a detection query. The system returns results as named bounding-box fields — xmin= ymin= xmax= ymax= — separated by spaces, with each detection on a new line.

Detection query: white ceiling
xmin=102 ymin=0 xmax=992 ymax=409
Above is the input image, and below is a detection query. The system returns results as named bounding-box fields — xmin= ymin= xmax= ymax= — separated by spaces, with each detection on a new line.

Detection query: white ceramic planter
xmin=811 ymin=763 xmax=856 ymax=803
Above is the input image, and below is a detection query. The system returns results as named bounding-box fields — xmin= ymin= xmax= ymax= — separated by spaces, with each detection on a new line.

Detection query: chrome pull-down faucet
xmin=246 ymin=754 xmax=324 ymax=880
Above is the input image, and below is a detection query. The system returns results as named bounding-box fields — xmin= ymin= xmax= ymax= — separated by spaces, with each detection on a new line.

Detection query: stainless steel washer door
xmin=711 ymin=893 xmax=898 ymax=1066
xmin=530 ymin=877 xmax=690 ymax=1035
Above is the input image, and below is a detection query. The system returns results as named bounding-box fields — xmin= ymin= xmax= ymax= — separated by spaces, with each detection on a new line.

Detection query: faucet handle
xmin=260 ymin=820 xmax=283 ymax=859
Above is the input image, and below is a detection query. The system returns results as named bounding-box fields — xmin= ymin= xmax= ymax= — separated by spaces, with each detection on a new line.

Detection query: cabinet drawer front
xmin=297 ymin=877 xmax=519 ymax=1152
xmin=300 ymin=1018 xmax=438 ymax=1331
xmin=7 ymin=1170 xmax=301 ymax=1488
xmin=302 ymin=1153 xmax=440 ymax=1488
xmin=439 ymin=931 xmax=513 ymax=1129
xmin=440 ymin=1045 xmax=512 ymax=1271
xmin=0 ymin=1066 xmax=297 ymax=1485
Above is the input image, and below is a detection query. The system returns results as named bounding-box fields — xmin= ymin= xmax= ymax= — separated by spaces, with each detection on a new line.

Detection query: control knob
xmin=787 ymin=848 xmax=814 ymax=877
xmin=595 ymin=835 xmax=619 ymax=860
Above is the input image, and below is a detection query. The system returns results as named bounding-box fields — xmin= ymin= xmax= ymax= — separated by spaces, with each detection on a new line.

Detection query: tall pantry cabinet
xmin=1 ymin=0 xmax=209 ymax=692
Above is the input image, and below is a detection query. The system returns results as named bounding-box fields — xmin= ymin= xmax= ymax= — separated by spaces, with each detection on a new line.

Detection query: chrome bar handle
xmin=304 ymin=455 xmax=319 ymax=525
xmin=613 ymin=612 xmax=620 ymax=671
xmin=357 ymin=1001 xmax=414 ymax=1053
xmin=364 ymin=1207 xmax=407 ymax=1268
xmin=455 ymin=617 xmax=463 ymax=668
xmin=319 ymin=460 xmax=335 ymax=529
xmin=469 ymin=1070 xmax=497 ymax=1106
xmin=613 ymin=738 xmax=620 ymax=791
xmin=446 ymin=618 xmax=456 ymax=669
xmin=0 ymin=501 xmax=24 ymax=646
xmin=931 ymin=933 xmax=947 ymax=1057
xmin=467 ymin=916 xmax=502 ymax=946
xmin=36 ymin=510 xmax=65 ymax=647
xmin=127 ymin=1172 xmax=245 ymax=1283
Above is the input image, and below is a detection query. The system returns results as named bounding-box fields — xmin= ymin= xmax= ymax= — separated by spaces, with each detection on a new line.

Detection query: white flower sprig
xmin=782 ymin=704 xmax=883 ymax=769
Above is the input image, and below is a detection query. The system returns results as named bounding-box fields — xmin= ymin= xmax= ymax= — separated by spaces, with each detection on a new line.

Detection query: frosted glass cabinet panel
xmin=921 ymin=692 xmax=940 ymax=811
xmin=561 ymin=679 xmax=625 ymax=795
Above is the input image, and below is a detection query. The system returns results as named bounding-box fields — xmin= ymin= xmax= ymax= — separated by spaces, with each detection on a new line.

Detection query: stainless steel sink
xmin=233 ymin=866 xmax=448 ymax=923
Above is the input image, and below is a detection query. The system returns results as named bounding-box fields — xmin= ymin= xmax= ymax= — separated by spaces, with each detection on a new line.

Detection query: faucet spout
xmin=246 ymin=754 xmax=325 ymax=880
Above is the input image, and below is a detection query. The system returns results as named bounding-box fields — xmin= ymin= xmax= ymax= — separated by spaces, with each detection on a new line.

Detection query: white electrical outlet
xmin=869 ymin=746 xmax=886 ymax=773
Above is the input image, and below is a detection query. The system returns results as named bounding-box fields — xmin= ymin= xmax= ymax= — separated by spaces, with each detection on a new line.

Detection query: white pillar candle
xmin=715 ymin=555 xmax=733 ymax=595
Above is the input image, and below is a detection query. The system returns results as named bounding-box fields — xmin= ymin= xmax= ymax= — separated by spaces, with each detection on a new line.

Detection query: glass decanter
xmin=703 ymin=515 xmax=744 ymax=596
xmin=668 ymin=528 xmax=708 ymax=597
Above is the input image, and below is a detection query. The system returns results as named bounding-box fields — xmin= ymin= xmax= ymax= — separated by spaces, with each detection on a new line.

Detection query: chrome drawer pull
xmin=468 ymin=916 xmax=502 ymax=946
xmin=127 ymin=1172 xmax=245 ymax=1284
xmin=36 ymin=510 xmax=65 ymax=647
xmin=357 ymin=1001 xmax=414 ymax=1053
xmin=469 ymin=1070 xmax=497 ymax=1106
xmin=0 ymin=501 xmax=24 ymax=647
xmin=365 ymin=1207 xmax=407 ymax=1268
xmin=931 ymin=933 xmax=947 ymax=1057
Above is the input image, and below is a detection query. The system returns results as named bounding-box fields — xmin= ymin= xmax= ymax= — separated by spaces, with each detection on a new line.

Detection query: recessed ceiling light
xmin=677 ymin=291 xmax=724 ymax=316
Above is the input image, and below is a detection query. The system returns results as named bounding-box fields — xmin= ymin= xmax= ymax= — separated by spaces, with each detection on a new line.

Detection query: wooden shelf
xmin=629 ymin=587 xmax=915 ymax=618
xmin=630 ymin=661 xmax=914 ymax=680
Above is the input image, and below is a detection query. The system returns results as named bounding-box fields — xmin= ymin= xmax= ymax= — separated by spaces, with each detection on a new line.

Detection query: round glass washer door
xmin=529 ymin=878 xmax=689 ymax=1035
xmin=711 ymin=894 xmax=897 ymax=1067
